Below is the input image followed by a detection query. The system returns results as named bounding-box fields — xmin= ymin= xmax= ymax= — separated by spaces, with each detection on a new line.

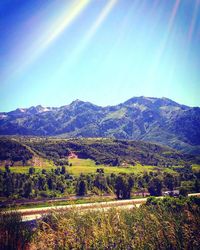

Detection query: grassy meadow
xmin=68 ymin=158 xmax=179 ymax=175
xmin=0 ymin=160 xmax=56 ymax=174
xmin=0 ymin=158 xmax=179 ymax=175
xmin=192 ymin=164 xmax=200 ymax=172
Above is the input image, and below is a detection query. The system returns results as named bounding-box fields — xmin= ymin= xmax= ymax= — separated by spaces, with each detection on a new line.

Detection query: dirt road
xmin=9 ymin=193 xmax=200 ymax=221
xmin=20 ymin=198 xmax=147 ymax=221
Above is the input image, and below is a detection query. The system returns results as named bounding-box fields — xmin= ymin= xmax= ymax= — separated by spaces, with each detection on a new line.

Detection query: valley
xmin=0 ymin=136 xmax=199 ymax=205
xmin=1 ymin=98 xmax=200 ymax=249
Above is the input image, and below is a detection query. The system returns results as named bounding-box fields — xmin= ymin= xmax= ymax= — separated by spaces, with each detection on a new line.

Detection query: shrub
xmin=0 ymin=211 xmax=33 ymax=250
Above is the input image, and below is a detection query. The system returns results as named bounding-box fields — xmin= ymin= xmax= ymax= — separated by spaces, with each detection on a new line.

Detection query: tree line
xmin=0 ymin=166 xmax=199 ymax=202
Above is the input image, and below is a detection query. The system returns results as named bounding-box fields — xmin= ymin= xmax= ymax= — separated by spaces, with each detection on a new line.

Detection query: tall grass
xmin=1 ymin=197 xmax=199 ymax=249
xmin=31 ymin=197 xmax=200 ymax=250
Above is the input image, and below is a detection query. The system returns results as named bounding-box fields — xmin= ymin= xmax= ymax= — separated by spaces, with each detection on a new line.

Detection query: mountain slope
xmin=0 ymin=97 xmax=200 ymax=155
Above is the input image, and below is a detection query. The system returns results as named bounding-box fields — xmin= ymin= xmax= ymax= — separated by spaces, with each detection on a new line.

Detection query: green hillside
xmin=0 ymin=137 xmax=199 ymax=168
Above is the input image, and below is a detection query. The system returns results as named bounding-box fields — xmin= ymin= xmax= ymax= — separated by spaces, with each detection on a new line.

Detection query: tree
xmin=0 ymin=211 xmax=33 ymax=249
xmin=57 ymin=181 xmax=65 ymax=193
xmin=126 ymin=176 xmax=134 ymax=199
xmin=179 ymin=187 xmax=188 ymax=197
xmin=23 ymin=181 xmax=32 ymax=198
xmin=94 ymin=174 xmax=108 ymax=192
xmin=115 ymin=175 xmax=134 ymax=199
xmin=115 ymin=176 xmax=125 ymax=199
xmin=164 ymin=174 xmax=175 ymax=191
xmin=38 ymin=176 xmax=47 ymax=191
xmin=5 ymin=166 xmax=10 ymax=173
xmin=42 ymin=169 xmax=46 ymax=174
xmin=113 ymin=158 xmax=120 ymax=166
xmin=3 ymin=177 xmax=13 ymax=197
xmin=148 ymin=178 xmax=163 ymax=196
xmin=61 ymin=166 xmax=66 ymax=175
xmin=55 ymin=168 xmax=60 ymax=175
xmin=138 ymin=178 xmax=145 ymax=189
xmin=47 ymin=177 xmax=56 ymax=190
xmin=77 ymin=180 xmax=87 ymax=196
xmin=96 ymin=168 xmax=104 ymax=174
xmin=194 ymin=179 xmax=200 ymax=193
xmin=29 ymin=167 xmax=35 ymax=175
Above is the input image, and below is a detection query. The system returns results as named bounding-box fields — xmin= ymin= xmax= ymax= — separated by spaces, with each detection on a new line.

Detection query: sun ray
xmin=168 ymin=0 xmax=181 ymax=32
xmin=43 ymin=0 xmax=91 ymax=49
xmin=10 ymin=0 xmax=91 ymax=79
xmin=67 ymin=0 xmax=118 ymax=64
xmin=147 ymin=0 xmax=181 ymax=85
xmin=157 ymin=0 xmax=181 ymax=59
xmin=102 ymin=0 xmax=146 ymax=67
xmin=188 ymin=0 xmax=200 ymax=42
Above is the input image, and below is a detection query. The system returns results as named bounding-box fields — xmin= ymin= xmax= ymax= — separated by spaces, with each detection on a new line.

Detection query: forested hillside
xmin=0 ymin=137 xmax=199 ymax=167
xmin=0 ymin=138 xmax=33 ymax=165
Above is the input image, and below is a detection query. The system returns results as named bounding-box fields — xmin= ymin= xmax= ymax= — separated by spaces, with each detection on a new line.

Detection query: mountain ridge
xmin=0 ymin=96 xmax=200 ymax=155
xmin=2 ymin=96 xmax=197 ymax=114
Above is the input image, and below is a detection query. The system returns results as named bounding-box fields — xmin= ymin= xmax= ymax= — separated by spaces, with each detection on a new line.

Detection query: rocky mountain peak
xmin=0 ymin=97 xmax=199 ymax=155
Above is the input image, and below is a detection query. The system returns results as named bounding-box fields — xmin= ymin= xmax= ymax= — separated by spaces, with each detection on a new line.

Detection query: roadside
xmin=9 ymin=193 xmax=200 ymax=221
xmin=0 ymin=194 xmax=115 ymax=210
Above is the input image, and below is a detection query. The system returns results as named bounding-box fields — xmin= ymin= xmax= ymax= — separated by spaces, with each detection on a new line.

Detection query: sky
xmin=0 ymin=0 xmax=200 ymax=111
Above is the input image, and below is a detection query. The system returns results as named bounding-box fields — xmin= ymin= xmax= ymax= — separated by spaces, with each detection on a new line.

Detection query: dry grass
xmin=31 ymin=198 xmax=200 ymax=250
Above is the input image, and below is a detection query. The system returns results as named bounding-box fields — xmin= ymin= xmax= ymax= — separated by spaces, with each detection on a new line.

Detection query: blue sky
xmin=0 ymin=0 xmax=200 ymax=111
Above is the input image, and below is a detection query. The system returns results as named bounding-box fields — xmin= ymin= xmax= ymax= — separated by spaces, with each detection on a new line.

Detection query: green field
xmin=0 ymin=158 xmax=179 ymax=175
xmin=68 ymin=158 xmax=171 ymax=175
xmin=0 ymin=160 xmax=56 ymax=174
xmin=192 ymin=164 xmax=200 ymax=172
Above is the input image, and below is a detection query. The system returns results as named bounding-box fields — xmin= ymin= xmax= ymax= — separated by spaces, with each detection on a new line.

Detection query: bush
xmin=0 ymin=211 xmax=33 ymax=250
xmin=179 ymin=187 xmax=188 ymax=197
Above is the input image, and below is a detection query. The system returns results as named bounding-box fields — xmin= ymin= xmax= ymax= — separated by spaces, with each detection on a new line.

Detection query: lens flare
xmin=43 ymin=0 xmax=90 ymax=49
xmin=158 ymin=0 xmax=181 ymax=59
xmin=188 ymin=0 xmax=200 ymax=42
xmin=168 ymin=0 xmax=181 ymax=32
xmin=147 ymin=0 xmax=181 ymax=83
xmin=69 ymin=0 xmax=118 ymax=64
xmin=10 ymin=0 xmax=91 ymax=78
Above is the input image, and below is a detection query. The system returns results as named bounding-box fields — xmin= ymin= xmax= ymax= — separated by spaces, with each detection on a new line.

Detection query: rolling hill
xmin=0 ymin=137 xmax=199 ymax=167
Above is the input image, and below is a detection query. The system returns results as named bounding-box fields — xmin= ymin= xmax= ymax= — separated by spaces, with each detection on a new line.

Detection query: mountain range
xmin=1 ymin=96 xmax=200 ymax=155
